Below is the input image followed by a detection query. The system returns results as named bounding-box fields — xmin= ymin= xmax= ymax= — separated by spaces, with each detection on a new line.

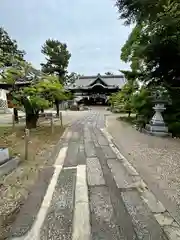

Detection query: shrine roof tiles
xmin=68 ymin=74 xmax=126 ymax=89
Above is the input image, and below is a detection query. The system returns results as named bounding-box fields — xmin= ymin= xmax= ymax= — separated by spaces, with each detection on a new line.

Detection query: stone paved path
xmin=9 ymin=110 xmax=179 ymax=240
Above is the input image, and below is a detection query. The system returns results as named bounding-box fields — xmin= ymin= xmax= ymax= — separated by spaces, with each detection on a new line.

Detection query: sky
xmin=0 ymin=0 xmax=132 ymax=75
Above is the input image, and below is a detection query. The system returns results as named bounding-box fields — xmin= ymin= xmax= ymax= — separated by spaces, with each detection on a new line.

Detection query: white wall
xmin=0 ymin=89 xmax=8 ymax=113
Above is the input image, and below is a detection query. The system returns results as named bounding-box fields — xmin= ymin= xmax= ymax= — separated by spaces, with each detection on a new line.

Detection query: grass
xmin=0 ymin=120 xmax=65 ymax=239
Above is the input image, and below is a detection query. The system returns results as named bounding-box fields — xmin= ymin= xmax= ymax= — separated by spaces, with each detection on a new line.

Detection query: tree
xmin=22 ymin=75 xmax=67 ymax=128
xmin=116 ymin=0 xmax=180 ymax=134
xmin=65 ymin=72 xmax=79 ymax=85
xmin=120 ymin=24 xmax=146 ymax=73
xmin=0 ymin=60 xmax=40 ymax=122
xmin=0 ymin=27 xmax=27 ymax=122
xmin=131 ymin=87 xmax=153 ymax=122
xmin=117 ymin=0 xmax=180 ymax=89
xmin=0 ymin=27 xmax=25 ymax=67
xmin=105 ymin=72 xmax=113 ymax=75
xmin=110 ymin=80 xmax=138 ymax=116
xmin=3 ymin=68 xmax=67 ymax=128
xmin=41 ymin=39 xmax=71 ymax=116
xmin=41 ymin=39 xmax=71 ymax=83
xmin=115 ymin=0 xmax=164 ymax=24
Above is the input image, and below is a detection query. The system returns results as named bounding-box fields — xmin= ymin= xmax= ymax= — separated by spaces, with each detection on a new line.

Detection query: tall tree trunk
xmin=13 ymin=108 xmax=19 ymax=123
xmin=26 ymin=113 xmax=39 ymax=129
xmin=55 ymin=99 xmax=60 ymax=117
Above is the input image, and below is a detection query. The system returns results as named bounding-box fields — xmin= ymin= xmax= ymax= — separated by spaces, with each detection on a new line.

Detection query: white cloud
xmin=95 ymin=47 xmax=101 ymax=51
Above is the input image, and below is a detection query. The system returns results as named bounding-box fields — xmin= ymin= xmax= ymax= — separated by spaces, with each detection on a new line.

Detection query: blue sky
xmin=0 ymin=0 xmax=132 ymax=75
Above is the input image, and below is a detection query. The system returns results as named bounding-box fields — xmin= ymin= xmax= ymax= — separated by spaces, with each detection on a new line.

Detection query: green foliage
xmin=0 ymin=66 xmax=23 ymax=84
xmin=120 ymin=24 xmax=145 ymax=71
xmin=1 ymin=63 xmax=66 ymax=118
xmin=120 ymin=70 xmax=141 ymax=81
xmin=118 ymin=0 xmax=180 ymax=87
xmin=36 ymin=75 xmax=66 ymax=101
xmin=168 ymin=122 xmax=180 ymax=137
xmin=105 ymin=72 xmax=113 ymax=75
xmin=115 ymin=0 xmax=164 ymax=24
xmin=41 ymin=39 xmax=71 ymax=84
xmin=0 ymin=27 xmax=71 ymax=128
xmin=116 ymin=0 xmax=180 ymax=135
xmin=131 ymin=88 xmax=153 ymax=122
xmin=109 ymin=80 xmax=138 ymax=114
xmin=21 ymin=74 xmax=67 ymax=113
xmin=0 ymin=27 xmax=25 ymax=67
xmin=65 ymin=72 xmax=79 ymax=85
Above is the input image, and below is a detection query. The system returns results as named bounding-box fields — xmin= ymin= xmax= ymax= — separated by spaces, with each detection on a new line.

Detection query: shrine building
xmin=67 ymin=73 xmax=126 ymax=105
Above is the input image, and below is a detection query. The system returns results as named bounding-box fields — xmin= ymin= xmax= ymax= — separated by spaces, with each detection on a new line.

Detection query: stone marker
xmin=0 ymin=147 xmax=9 ymax=164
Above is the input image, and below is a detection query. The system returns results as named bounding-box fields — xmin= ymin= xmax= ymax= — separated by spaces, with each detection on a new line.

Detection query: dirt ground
xmin=0 ymin=120 xmax=65 ymax=239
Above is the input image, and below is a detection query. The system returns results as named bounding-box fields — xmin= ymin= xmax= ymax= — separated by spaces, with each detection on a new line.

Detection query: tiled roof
xmin=68 ymin=74 xmax=126 ymax=89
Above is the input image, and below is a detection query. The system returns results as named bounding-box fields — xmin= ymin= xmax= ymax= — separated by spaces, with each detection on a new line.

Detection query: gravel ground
xmin=52 ymin=110 xmax=89 ymax=126
xmin=0 ymin=110 xmax=89 ymax=126
xmin=107 ymin=114 xmax=180 ymax=208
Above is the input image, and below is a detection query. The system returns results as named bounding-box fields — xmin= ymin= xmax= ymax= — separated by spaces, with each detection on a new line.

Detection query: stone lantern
xmin=145 ymin=90 xmax=169 ymax=137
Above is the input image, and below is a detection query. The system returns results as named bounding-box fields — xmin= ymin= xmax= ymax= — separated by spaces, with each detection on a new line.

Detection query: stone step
xmin=0 ymin=156 xmax=20 ymax=178
xmin=0 ymin=147 xmax=9 ymax=164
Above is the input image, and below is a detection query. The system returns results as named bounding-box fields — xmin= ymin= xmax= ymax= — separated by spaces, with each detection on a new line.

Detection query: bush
xmin=134 ymin=114 xmax=147 ymax=129
xmin=168 ymin=122 xmax=180 ymax=137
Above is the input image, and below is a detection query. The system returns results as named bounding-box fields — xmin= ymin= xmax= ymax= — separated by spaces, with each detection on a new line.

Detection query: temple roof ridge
xmin=67 ymin=73 xmax=126 ymax=90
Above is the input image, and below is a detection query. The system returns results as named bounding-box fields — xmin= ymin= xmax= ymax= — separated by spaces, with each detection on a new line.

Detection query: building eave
xmin=67 ymin=74 xmax=125 ymax=90
xmin=0 ymin=81 xmax=32 ymax=90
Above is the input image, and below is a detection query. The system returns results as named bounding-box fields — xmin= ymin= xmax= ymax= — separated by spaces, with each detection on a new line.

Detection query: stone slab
xmin=95 ymin=147 xmax=137 ymax=240
xmin=84 ymin=128 xmax=92 ymax=142
xmin=87 ymin=157 xmax=105 ymax=186
xmin=9 ymin=167 xmax=54 ymax=238
xmin=0 ymin=156 xmax=20 ymax=178
xmin=141 ymin=189 xmax=166 ymax=213
xmin=97 ymin=135 xmax=109 ymax=146
xmin=121 ymin=190 xmax=167 ymax=240
xmin=121 ymin=158 xmax=139 ymax=176
xmin=154 ymin=212 xmax=174 ymax=226
xmin=101 ymin=145 xmax=117 ymax=159
xmin=71 ymin=132 xmax=80 ymax=142
xmin=163 ymin=225 xmax=180 ymax=240
xmin=72 ymin=165 xmax=90 ymax=240
xmin=107 ymin=159 xmax=134 ymax=189
xmin=84 ymin=142 xmax=96 ymax=158
xmin=77 ymin=144 xmax=86 ymax=165
xmin=89 ymin=186 xmax=121 ymax=240
xmin=90 ymin=132 xmax=99 ymax=147
xmin=64 ymin=142 xmax=79 ymax=167
xmin=40 ymin=168 xmax=76 ymax=240
xmin=109 ymin=143 xmax=124 ymax=160
xmin=0 ymin=147 xmax=9 ymax=164
xmin=72 ymin=202 xmax=91 ymax=240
